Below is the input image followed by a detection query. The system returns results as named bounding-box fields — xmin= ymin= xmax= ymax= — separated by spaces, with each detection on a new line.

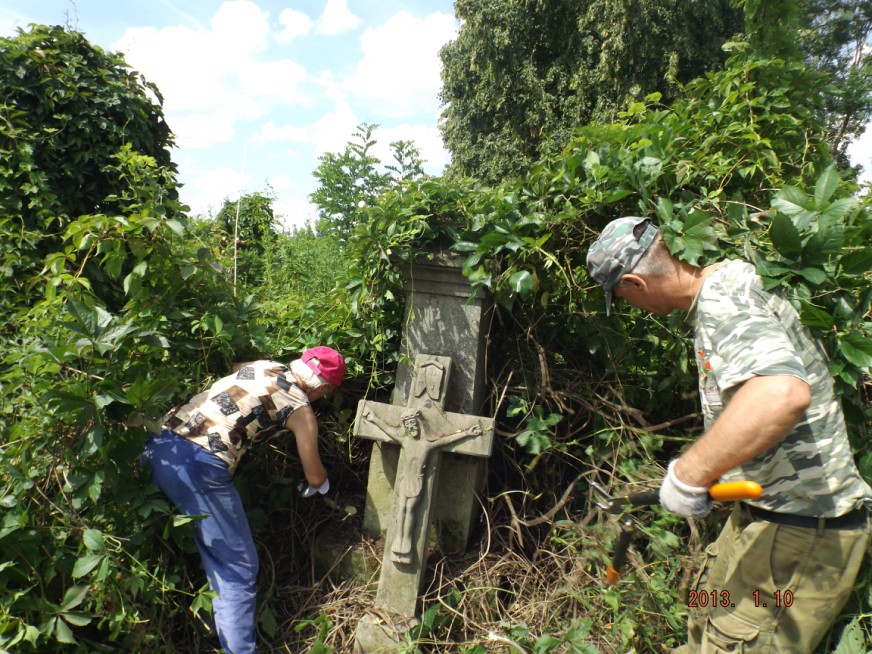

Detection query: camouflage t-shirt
xmin=162 ymin=360 xmax=310 ymax=474
xmin=689 ymin=260 xmax=872 ymax=517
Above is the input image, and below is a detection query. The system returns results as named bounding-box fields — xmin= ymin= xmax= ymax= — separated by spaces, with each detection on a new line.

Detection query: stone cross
xmin=362 ymin=250 xmax=492 ymax=553
xmin=353 ymin=354 xmax=494 ymax=649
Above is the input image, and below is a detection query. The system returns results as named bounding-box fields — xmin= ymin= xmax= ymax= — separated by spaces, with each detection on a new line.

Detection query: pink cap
xmin=301 ymin=346 xmax=347 ymax=387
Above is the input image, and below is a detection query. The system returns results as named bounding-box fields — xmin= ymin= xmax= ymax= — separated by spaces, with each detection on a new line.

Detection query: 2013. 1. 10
xmin=687 ymin=590 xmax=795 ymax=608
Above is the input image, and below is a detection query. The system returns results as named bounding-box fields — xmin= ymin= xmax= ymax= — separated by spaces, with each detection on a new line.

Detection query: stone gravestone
xmin=362 ymin=250 xmax=492 ymax=553
xmin=354 ymin=354 xmax=494 ymax=651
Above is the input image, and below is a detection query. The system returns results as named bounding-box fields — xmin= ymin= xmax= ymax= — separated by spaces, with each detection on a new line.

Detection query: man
xmin=141 ymin=346 xmax=346 ymax=654
xmin=586 ymin=216 xmax=871 ymax=653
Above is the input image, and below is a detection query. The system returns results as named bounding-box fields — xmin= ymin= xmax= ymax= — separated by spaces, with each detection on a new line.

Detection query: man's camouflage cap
xmin=586 ymin=216 xmax=660 ymax=315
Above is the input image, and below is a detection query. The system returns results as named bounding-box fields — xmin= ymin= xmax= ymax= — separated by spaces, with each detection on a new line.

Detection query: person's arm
xmin=285 ymin=406 xmax=328 ymax=487
xmin=674 ymin=374 xmax=811 ymax=487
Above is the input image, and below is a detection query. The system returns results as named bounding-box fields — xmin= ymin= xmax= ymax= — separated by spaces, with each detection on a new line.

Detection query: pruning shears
xmin=592 ymin=479 xmax=763 ymax=585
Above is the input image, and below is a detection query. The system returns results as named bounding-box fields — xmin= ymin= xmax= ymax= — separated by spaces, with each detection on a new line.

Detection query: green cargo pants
xmin=674 ymin=506 xmax=869 ymax=654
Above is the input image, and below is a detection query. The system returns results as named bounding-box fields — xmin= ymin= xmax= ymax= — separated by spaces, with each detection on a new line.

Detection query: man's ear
xmin=619 ymin=273 xmax=647 ymax=291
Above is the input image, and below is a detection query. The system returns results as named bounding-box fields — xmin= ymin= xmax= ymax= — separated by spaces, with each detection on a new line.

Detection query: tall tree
xmin=0 ymin=25 xmax=177 ymax=224
xmin=310 ymin=123 xmax=426 ymax=241
xmin=438 ymin=0 xmax=743 ymax=183
xmin=738 ymin=0 xmax=872 ymax=169
xmin=311 ymin=123 xmax=390 ymax=241
xmin=0 ymin=24 xmax=180 ymax=313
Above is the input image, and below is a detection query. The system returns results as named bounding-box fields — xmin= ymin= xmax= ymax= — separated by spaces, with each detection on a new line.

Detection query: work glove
xmin=298 ymin=478 xmax=330 ymax=498
xmin=659 ymin=460 xmax=712 ymax=517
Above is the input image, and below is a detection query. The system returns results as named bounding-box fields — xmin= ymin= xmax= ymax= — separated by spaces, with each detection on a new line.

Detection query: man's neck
xmin=675 ymin=262 xmax=711 ymax=311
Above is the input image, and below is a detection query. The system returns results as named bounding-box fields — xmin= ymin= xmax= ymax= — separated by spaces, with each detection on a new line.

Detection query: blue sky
xmin=3 ymin=2 xmax=871 ymax=231
xmin=2 ymin=0 xmax=458 ymax=229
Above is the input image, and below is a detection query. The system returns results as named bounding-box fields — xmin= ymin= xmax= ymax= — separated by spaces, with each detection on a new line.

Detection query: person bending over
xmin=141 ymin=346 xmax=346 ymax=654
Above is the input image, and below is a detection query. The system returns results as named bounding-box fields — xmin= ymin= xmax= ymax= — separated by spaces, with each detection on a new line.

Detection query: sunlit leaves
xmin=310 ymin=123 xmax=425 ymax=242
xmin=838 ymin=334 xmax=872 ymax=370
xmin=509 ymin=270 xmax=534 ymax=296
xmin=657 ymin=201 xmax=720 ymax=265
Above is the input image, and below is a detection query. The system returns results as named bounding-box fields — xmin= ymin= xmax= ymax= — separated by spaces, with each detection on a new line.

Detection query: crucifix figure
xmin=353 ymin=353 xmax=494 ymax=625
xmin=360 ymin=406 xmax=483 ymax=564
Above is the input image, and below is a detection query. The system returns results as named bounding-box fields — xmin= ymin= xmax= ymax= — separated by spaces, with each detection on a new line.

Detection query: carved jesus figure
xmin=361 ymin=407 xmax=483 ymax=564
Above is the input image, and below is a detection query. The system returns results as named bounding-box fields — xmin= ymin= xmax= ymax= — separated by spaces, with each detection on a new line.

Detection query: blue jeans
xmin=141 ymin=430 xmax=259 ymax=654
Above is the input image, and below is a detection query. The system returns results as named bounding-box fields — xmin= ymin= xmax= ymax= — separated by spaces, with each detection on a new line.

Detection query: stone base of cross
xmin=352 ymin=354 xmax=494 ymax=652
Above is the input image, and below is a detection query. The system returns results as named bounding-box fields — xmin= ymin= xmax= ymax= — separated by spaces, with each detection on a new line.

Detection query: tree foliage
xmin=796 ymin=0 xmax=872 ymax=161
xmin=214 ymin=190 xmax=278 ymax=288
xmin=739 ymin=0 xmax=872 ymax=165
xmin=0 ymin=26 xmax=264 ymax=652
xmin=0 ymin=24 xmax=178 ymax=315
xmin=439 ymin=0 xmax=743 ymax=182
xmin=310 ymin=123 xmax=426 ymax=241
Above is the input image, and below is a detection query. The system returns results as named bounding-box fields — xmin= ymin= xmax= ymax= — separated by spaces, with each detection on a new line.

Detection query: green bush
xmin=0 ymin=26 xmax=264 ymax=651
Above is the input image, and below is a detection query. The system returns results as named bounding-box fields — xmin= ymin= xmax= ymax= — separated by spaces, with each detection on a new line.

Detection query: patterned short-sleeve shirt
xmin=689 ymin=260 xmax=872 ymax=517
xmin=162 ymin=360 xmax=310 ymax=474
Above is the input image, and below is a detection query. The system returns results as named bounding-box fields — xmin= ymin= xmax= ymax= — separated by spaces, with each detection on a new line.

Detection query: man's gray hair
xmin=622 ymin=230 xmax=672 ymax=280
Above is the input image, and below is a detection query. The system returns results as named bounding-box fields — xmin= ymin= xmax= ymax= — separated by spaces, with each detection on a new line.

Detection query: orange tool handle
xmin=708 ymin=480 xmax=763 ymax=502
xmin=604 ymin=480 xmax=763 ymax=586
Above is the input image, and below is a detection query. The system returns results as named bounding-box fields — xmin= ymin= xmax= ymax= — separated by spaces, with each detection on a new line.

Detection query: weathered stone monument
xmin=353 ymin=252 xmax=494 ymax=652
xmin=361 ymin=251 xmax=493 ymax=552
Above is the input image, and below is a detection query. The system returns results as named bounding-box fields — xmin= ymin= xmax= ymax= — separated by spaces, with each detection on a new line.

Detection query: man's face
xmin=402 ymin=413 xmax=421 ymax=438
xmin=305 ymin=383 xmax=334 ymax=402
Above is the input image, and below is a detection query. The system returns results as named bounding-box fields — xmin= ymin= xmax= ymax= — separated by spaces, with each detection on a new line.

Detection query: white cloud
xmin=171 ymin=111 xmax=238 ymax=149
xmin=114 ymin=25 xmax=222 ymax=112
xmin=311 ymin=69 xmax=347 ymax=104
xmin=315 ymin=0 xmax=361 ymax=36
xmin=254 ymin=101 xmax=360 ymax=157
xmin=177 ymin=160 xmax=253 ymax=218
xmin=274 ymin=196 xmax=319 ymax=232
xmin=277 ymin=8 xmax=313 ymax=43
xmin=239 ymin=59 xmax=309 ymax=104
xmin=209 ymin=0 xmax=270 ymax=50
xmin=343 ymin=11 xmax=457 ymax=118
xmin=253 ymin=108 xmax=448 ymax=182
xmin=112 ymin=1 xmax=310 ymax=150
xmin=370 ymin=123 xmax=449 ymax=174
xmin=268 ymin=174 xmax=295 ymax=190
xmin=0 ymin=7 xmax=30 ymax=36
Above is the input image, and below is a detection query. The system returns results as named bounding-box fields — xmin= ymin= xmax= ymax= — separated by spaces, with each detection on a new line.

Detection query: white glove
xmin=659 ymin=460 xmax=712 ymax=517
xmin=299 ymin=478 xmax=330 ymax=498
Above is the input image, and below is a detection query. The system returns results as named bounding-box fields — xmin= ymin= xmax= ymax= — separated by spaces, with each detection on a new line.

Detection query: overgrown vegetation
xmin=1 ymin=4 xmax=870 ymax=653
xmin=0 ymin=25 xmax=264 ymax=652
